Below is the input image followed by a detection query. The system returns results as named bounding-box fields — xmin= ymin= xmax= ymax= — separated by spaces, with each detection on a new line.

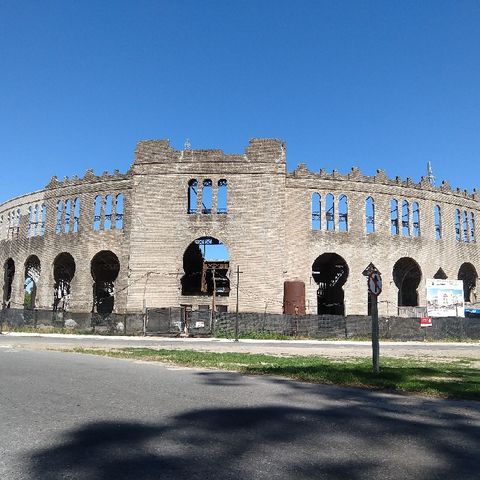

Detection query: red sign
xmin=420 ymin=317 xmax=432 ymax=327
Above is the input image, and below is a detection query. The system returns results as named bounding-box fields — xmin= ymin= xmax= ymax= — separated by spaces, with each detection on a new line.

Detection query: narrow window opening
xmin=55 ymin=200 xmax=63 ymax=234
xmin=202 ymin=180 xmax=212 ymax=214
xmin=455 ymin=209 xmax=461 ymax=241
xmin=365 ymin=197 xmax=375 ymax=234
xmin=33 ymin=205 xmax=39 ymax=236
xmin=463 ymin=211 xmax=469 ymax=242
xmin=64 ymin=199 xmax=71 ymax=234
xmin=217 ymin=179 xmax=228 ymax=214
xmin=73 ymin=198 xmax=80 ymax=233
xmin=338 ymin=194 xmax=348 ymax=232
xmin=412 ymin=202 xmax=420 ymax=237
xmin=40 ymin=204 xmax=46 ymax=236
xmin=187 ymin=180 xmax=198 ymax=214
xmin=402 ymin=200 xmax=410 ymax=236
xmin=93 ymin=196 xmax=102 ymax=231
xmin=325 ymin=193 xmax=335 ymax=231
xmin=28 ymin=207 xmax=33 ymax=237
xmin=390 ymin=199 xmax=399 ymax=235
xmin=115 ymin=193 xmax=124 ymax=229
xmin=311 ymin=193 xmax=321 ymax=231
xmin=434 ymin=205 xmax=442 ymax=240
xmin=104 ymin=195 xmax=113 ymax=230
xmin=470 ymin=212 xmax=476 ymax=243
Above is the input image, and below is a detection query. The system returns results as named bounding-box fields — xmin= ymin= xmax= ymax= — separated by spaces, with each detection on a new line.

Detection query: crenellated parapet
xmin=288 ymin=165 xmax=479 ymax=202
xmin=45 ymin=168 xmax=132 ymax=190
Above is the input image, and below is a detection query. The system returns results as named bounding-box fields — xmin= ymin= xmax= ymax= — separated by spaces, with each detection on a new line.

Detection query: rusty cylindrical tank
xmin=283 ymin=281 xmax=306 ymax=315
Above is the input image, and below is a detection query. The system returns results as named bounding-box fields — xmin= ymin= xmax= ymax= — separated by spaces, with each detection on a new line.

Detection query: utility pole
xmin=234 ymin=265 xmax=243 ymax=342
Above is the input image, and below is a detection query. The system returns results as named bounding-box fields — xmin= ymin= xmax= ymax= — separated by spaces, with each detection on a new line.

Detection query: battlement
xmin=133 ymin=138 xmax=286 ymax=165
xmin=289 ymin=165 xmax=479 ymax=201
xmin=45 ymin=168 xmax=132 ymax=190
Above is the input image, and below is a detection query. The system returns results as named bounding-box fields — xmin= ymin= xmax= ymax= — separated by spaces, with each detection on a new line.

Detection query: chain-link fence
xmin=1 ymin=307 xmax=479 ymax=340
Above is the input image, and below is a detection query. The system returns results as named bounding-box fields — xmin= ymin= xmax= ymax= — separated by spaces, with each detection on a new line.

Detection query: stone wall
xmin=0 ymin=138 xmax=478 ymax=317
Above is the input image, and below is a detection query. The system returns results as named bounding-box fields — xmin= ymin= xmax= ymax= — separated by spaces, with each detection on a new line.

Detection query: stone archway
xmin=3 ymin=258 xmax=15 ymax=308
xmin=181 ymin=237 xmax=230 ymax=297
xmin=24 ymin=255 xmax=41 ymax=309
xmin=458 ymin=263 xmax=478 ymax=303
xmin=393 ymin=257 xmax=422 ymax=307
xmin=312 ymin=253 xmax=349 ymax=315
xmin=91 ymin=251 xmax=120 ymax=314
xmin=53 ymin=253 xmax=76 ymax=312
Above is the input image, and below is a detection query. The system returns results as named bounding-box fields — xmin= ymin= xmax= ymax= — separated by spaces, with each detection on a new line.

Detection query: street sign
xmin=368 ymin=271 xmax=382 ymax=296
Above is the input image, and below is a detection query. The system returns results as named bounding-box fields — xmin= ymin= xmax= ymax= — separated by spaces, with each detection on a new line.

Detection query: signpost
xmin=363 ymin=263 xmax=382 ymax=374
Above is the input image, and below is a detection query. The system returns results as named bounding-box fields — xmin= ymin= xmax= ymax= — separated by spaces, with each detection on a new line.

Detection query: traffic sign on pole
xmin=368 ymin=271 xmax=382 ymax=296
xmin=364 ymin=263 xmax=382 ymax=374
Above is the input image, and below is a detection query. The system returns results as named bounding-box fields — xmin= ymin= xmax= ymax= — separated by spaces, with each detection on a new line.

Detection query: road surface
xmin=0 ymin=345 xmax=479 ymax=479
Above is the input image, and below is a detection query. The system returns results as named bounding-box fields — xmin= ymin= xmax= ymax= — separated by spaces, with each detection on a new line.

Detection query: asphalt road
xmin=1 ymin=346 xmax=479 ymax=479
xmin=0 ymin=332 xmax=479 ymax=360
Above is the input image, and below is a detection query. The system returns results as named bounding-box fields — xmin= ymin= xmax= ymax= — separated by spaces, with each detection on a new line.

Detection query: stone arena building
xmin=0 ymin=138 xmax=478 ymax=319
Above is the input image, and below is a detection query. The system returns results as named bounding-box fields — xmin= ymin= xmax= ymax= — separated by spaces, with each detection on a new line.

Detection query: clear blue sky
xmin=1 ymin=0 xmax=479 ymax=203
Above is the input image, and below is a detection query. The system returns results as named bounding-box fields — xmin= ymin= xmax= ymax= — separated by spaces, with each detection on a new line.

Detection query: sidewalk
xmin=1 ymin=332 xmax=479 ymax=360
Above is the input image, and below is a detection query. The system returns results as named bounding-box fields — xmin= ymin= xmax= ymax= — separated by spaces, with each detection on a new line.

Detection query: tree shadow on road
xmin=27 ymin=399 xmax=480 ymax=480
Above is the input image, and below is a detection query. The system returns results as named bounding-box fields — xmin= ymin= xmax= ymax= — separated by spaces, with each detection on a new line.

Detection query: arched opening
xmin=181 ymin=237 xmax=230 ymax=296
xmin=202 ymin=180 xmax=213 ymax=214
xmin=312 ymin=253 xmax=349 ymax=315
xmin=91 ymin=251 xmax=120 ymax=315
xmin=53 ymin=253 xmax=76 ymax=312
xmin=433 ymin=268 xmax=447 ymax=280
xmin=187 ymin=180 xmax=198 ymax=214
xmin=2 ymin=258 xmax=15 ymax=308
xmin=458 ymin=263 xmax=478 ymax=303
xmin=434 ymin=205 xmax=442 ymax=240
xmin=115 ymin=194 xmax=124 ymax=229
xmin=104 ymin=195 xmax=113 ymax=230
xmin=217 ymin=179 xmax=228 ymax=214
xmin=393 ymin=257 xmax=422 ymax=307
xmin=325 ymin=194 xmax=335 ymax=231
xmin=338 ymin=194 xmax=348 ymax=232
xmin=365 ymin=196 xmax=375 ymax=234
xmin=401 ymin=200 xmax=410 ymax=236
xmin=311 ymin=192 xmax=321 ymax=230
xmin=24 ymin=255 xmax=41 ymax=309
xmin=390 ymin=199 xmax=399 ymax=235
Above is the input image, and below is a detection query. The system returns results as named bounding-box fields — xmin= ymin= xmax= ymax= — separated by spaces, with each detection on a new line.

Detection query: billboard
xmin=426 ymin=279 xmax=464 ymax=317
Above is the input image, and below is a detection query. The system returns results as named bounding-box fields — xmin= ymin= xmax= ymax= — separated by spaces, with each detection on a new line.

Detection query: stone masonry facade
xmin=0 ymin=138 xmax=478 ymax=316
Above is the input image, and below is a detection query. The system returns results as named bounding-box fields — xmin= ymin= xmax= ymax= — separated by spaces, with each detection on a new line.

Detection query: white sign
xmin=426 ymin=279 xmax=464 ymax=317
xmin=368 ymin=271 xmax=382 ymax=296
xmin=195 ymin=321 xmax=205 ymax=328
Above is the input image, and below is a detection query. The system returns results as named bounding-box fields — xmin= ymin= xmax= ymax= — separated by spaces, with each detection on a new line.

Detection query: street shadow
xmin=26 ymin=401 xmax=480 ymax=480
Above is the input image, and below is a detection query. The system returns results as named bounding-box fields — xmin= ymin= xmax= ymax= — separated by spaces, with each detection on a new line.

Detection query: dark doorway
xmin=3 ymin=258 xmax=15 ymax=309
xmin=393 ymin=257 xmax=422 ymax=307
xmin=24 ymin=255 xmax=41 ymax=309
xmin=181 ymin=237 xmax=230 ymax=296
xmin=312 ymin=253 xmax=349 ymax=315
xmin=458 ymin=263 xmax=478 ymax=303
xmin=91 ymin=251 xmax=120 ymax=314
xmin=53 ymin=253 xmax=76 ymax=312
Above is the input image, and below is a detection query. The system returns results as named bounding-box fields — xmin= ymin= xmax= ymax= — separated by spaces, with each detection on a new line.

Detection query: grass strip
xmin=71 ymin=347 xmax=480 ymax=401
